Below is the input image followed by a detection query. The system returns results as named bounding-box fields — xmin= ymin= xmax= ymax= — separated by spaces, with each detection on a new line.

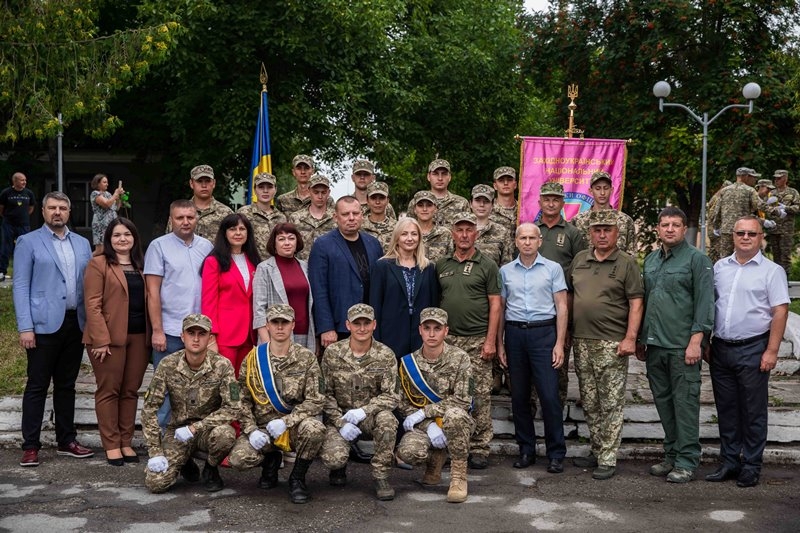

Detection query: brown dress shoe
xmin=57 ymin=441 xmax=94 ymax=458
xmin=20 ymin=449 xmax=39 ymax=467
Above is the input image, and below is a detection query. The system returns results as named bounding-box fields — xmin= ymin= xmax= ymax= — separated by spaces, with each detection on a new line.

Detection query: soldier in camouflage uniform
xmin=437 ymin=212 xmax=501 ymax=471
xmin=767 ymin=170 xmax=800 ymax=274
xmin=571 ymin=171 xmax=636 ymax=255
xmin=407 ymin=159 xmax=470 ymax=226
xmin=237 ymin=172 xmax=287 ymax=260
xmin=276 ymin=154 xmax=332 ymax=215
xmin=491 ymin=166 xmax=518 ymax=237
xmin=166 ymin=165 xmax=233 ymax=240
xmin=318 ymin=304 xmax=399 ymax=500
xmin=706 ymin=180 xmax=733 ymax=264
xmin=397 ymin=307 xmax=474 ymax=503
xmin=412 ymin=190 xmax=453 ymax=263
xmin=142 ymin=314 xmax=239 ymax=494
xmin=350 ymin=159 xmax=397 ymax=219
xmin=360 ymin=181 xmax=396 ymax=253
xmin=708 ymin=167 xmax=762 ymax=259
xmin=288 ymin=173 xmax=336 ymax=261
xmin=568 ymin=211 xmax=644 ymax=480
xmin=228 ymin=304 xmax=325 ymax=504
xmin=470 ymin=184 xmax=514 ymax=267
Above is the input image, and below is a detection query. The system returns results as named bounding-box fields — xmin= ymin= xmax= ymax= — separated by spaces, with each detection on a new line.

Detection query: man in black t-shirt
xmin=0 ymin=172 xmax=36 ymax=281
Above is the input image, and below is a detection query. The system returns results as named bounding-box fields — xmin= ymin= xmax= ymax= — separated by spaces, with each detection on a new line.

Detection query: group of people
xmin=8 ymin=156 xmax=790 ymax=507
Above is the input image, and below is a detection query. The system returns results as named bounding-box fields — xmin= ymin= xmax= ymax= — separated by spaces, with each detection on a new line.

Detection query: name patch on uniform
xmin=229 ymin=382 xmax=240 ymax=401
xmin=463 ymin=262 xmax=473 ymax=275
xmin=439 ymin=271 xmax=454 ymax=278
xmin=556 ymin=233 xmax=565 ymax=247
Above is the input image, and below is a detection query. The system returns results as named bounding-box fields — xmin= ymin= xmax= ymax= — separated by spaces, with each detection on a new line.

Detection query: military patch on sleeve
xmin=468 ymin=377 xmax=475 ymax=396
xmin=229 ymin=382 xmax=240 ymax=401
xmin=144 ymin=387 xmax=151 ymax=401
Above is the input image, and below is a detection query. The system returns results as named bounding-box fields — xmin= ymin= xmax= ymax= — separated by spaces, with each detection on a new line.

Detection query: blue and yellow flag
xmin=247 ymin=69 xmax=272 ymax=204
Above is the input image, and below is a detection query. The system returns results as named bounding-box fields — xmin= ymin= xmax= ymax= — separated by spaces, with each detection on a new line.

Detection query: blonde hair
xmin=381 ymin=216 xmax=430 ymax=269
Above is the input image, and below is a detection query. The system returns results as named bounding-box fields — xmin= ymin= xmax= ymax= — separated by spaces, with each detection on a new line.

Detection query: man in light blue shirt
xmin=144 ymin=199 xmax=213 ymax=433
xmin=497 ymin=222 xmax=567 ymax=473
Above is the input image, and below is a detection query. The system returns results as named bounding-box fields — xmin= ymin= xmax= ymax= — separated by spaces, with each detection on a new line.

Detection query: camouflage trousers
xmin=396 ymin=408 xmax=474 ymax=463
xmin=768 ymin=233 xmax=794 ymax=274
xmin=707 ymin=233 xmax=721 ymax=265
xmin=228 ymin=417 xmax=326 ymax=470
xmin=447 ymin=334 xmax=492 ymax=458
xmin=145 ymin=424 xmax=236 ymax=493
xmin=572 ymin=337 xmax=628 ymax=467
xmin=716 ymin=233 xmax=734 ymax=260
xmin=319 ymin=410 xmax=398 ymax=480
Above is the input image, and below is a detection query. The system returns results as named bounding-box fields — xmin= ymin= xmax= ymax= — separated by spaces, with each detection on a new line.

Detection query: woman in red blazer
xmin=201 ymin=213 xmax=261 ymax=376
xmin=83 ymin=218 xmax=149 ymax=466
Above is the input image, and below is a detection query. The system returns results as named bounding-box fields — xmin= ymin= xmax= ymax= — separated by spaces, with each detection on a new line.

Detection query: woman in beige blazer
xmin=83 ymin=218 xmax=149 ymax=465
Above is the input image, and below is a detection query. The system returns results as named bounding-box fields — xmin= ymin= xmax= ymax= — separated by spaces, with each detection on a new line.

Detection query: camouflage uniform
xmin=708 ymin=181 xmax=760 ymax=259
xmin=319 ymin=338 xmax=399 ymax=480
xmin=237 ymin=203 xmax=287 ymax=260
xmin=288 ymin=207 xmax=336 ymax=261
xmin=228 ymin=343 xmax=326 ymax=469
xmin=446 ymin=334 xmax=492 ymax=457
xmin=476 ymin=221 xmax=514 ymax=267
xmin=491 ymin=203 xmax=518 ymax=237
xmin=408 ymin=192 xmax=470 ymax=226
xmin=276 ymin=189 xmax=333 ymax=216
xmin=768 ymin=183 xmax=800 ymax=274
xmin=362 ymin=215 xmax=396 ymax=253
xmin=141 ymin=350 xmax=240 ymax=493
xmin=705 ymin=185 xmax=729 ymax=265
xmin=166 ymin=198 xmax=233 ymax=241
xmin=571 ymin=209 xmax=637 ymax=255
xmin=361 ymin=202 xmax=397 ymax=220
xmin=396 ymin=343 xmax=474 ymax=463
xmin=422 ymin=226 xmax=453 ymax=263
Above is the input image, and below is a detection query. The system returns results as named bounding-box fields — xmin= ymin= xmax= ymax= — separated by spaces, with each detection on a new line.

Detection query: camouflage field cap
xmin=588 ymin=209 xmax=618 ymax=227
xmin=493 ymin=166 xmax=516 ymax=181
xmin=756 ymin=179 xmax=775 ymax=190
xmin=452 ymin=211 xmax=477 ymax=226
xmin=539 ymin=181 xmax=564 ymax=197
xmin=774 ymin=169 xmax=789 ymax=177
xmin=308 ymin=173 xmax=331 ymax=189
xmin=366 ymin=181 xmax=389 ymax=197
xmin=590 ymin=171 xmax=612 ymax=186
xmin=471 ymin=184 xmax=495 ymax=201
xmin=736 ymin=167 xmax=761 ymax=177
xmin=353 ymin=159 xmax=375 ymax=174
xmin=267 ymin=304 xmax=295 ymax=322
xmin=190 ymin=164 xmax=214 ymax=181
xmin=428 ymin=158 xmax=451 ymax=173
xmin=347 ymin=303 xmax=375 ymax=322
xmin=420 ymin=307 xmax=448 ymax=325
xmin=292 ymin=154 xmax=315 ymax=168
xmin=254 ymin=172 xmax=277 ymax=186
xmin=183 ymin=313 xmax=212 ymax=332
xmin=412 ymin=190 xmax=438 ymax=206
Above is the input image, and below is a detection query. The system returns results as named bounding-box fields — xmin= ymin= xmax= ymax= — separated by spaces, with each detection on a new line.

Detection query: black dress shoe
xmin=705 ymin=465 xmax=740 ymax=482
xmin=513 ymin=453 xmax=535 ymax=469
xmin=122 ymin=454 xmax=140 ymax=464
xmin=107 ymin=457 xmax=124 ymax=467
xmin=736 ymin=469 xmax=759 ymax=488
xmin=547 ymin=458 xmax=564 ymax=474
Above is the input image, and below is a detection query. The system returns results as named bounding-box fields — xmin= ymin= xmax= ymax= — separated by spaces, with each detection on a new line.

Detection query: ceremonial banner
xmin=518 ymin=137 xmax=628 ymax=222
xmin=247 ymin=87 xmax=272 ymax=204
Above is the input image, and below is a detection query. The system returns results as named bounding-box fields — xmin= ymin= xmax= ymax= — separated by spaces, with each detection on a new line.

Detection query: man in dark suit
xmin=13 ymin=191 xmax=94 ymax=467
xmin=309 ymin=196 xmax=383 ymax=349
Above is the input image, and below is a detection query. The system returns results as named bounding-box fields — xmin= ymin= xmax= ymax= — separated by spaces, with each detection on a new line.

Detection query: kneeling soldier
xmin=228 ymin=304 xmax=325 ymax=504
xmin=142 ymin=314 xmax=239 ymax=493
xmin=319 ymin=304 xmax=399 ymax=500
xmin=397 ymin=307 xmax=474 ymax=503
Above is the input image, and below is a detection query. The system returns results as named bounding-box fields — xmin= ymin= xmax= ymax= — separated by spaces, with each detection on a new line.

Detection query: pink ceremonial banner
xmin=518 ymin=137 xmax=628 ymax=223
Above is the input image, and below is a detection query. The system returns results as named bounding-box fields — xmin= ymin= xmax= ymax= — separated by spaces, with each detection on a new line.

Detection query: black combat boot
xmin=202 ymin=461 xmax=224 ymax=492
xmin=259 ymin=451 xmax=282 ymax=489
xmin=288 ymin=458 xmax=313 ymax=504
xmin=329 ymin=465 xmax=347 ymax=486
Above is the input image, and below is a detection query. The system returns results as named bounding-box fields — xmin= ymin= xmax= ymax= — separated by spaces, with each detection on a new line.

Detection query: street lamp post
xmin=652 ymin=81 xmax=761 ymax=251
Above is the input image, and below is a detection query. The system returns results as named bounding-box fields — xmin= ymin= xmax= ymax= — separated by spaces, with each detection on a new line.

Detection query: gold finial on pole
xmin=564 ymin=84 xmax=584 ymax=139
xmin=260 ymin=63 xmax=268 ymax=92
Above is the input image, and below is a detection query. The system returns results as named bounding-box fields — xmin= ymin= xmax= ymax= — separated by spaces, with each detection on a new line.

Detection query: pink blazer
xmin=201 ymin=255 xmax=256 ymax=346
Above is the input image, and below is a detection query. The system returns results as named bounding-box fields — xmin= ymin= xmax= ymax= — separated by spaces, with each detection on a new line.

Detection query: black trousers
xmin=21 ymin=311 xmax=83 ymax=450
xmin=710 ymin=335 xmax=770 ymax=473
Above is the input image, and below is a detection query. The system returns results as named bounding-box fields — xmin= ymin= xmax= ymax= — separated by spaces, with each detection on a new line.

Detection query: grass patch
xmin=790 ymin=299 xmax=800 ymax=316
xmin=0 ymin=286 xmax=26 ymax=395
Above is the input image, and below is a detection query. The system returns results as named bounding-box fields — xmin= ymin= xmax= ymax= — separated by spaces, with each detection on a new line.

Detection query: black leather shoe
xmin=349 ymin=442 xmax=373 ymax=464
xmin=468 ymin=455 xmax=488 ymax=470
xmin=705 ymin=465 xmax=740 ymax=482
xmin=201 ymin=462 xmax=224 ymax=492
xmin=180 ymin=459 xmax=201 ymax=482
xmin=547 ymin=458 xmax=564 ymax=474
xmin=736 ymin=469 xmax=759 ymax=488
xmin=513 ymin=453 xmax=535 ymax=469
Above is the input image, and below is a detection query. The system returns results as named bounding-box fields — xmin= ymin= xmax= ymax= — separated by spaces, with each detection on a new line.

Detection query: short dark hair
xmin=90 ymin=173 xmax=107 ymax=190
xmin=102 ymin=218 xmax=144 ymax=270
xmin=657 ymin=206 xmax=687 ymax=226
xmin=266 ymin=223 xmax=305 ymax=256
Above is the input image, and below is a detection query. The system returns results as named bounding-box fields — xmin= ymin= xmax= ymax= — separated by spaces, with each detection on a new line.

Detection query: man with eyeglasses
xmin=637 ymin=206 xmax=714 ymax=484
xmin=706 ymin=216 xmax=788 ymax=488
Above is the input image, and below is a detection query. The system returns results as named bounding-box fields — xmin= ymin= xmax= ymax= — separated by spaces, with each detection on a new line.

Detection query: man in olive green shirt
xmin=637 ymin=206 xmax=714 ymax=484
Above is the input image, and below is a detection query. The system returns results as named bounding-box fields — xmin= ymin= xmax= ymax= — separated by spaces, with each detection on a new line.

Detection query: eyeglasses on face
xmin=733 ymin=230 xmax=762 ymax=237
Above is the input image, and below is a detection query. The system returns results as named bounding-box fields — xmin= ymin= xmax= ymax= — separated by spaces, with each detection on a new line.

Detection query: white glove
xmin=147 ymin=456 xmax=168 ymax=473
xmin=427 ymin=424 xmax=448 ymax=449
xmin=712 ymin=229 xmax=720 ymax=237
xmin=403 ymin=409 xmax=426 ymax=431
xmin=342 ymin=408 xmax=367 ymax=425
xmin=339 ymin=422 xmax=362 ymax=442
xmin=779 ymin=208 xmax=787 ymax=218
xmin=266 ymin=419 xmax=287 ymax=438
xmin=249 ymin=429 xmax=269 ymax=450
xmin=766 ymin=196 xmax=779 ymax=205
xmin=763 ymin=219 xmax=777 ymax=230
xmin=174 ymin=426 xmax=194 ymax=443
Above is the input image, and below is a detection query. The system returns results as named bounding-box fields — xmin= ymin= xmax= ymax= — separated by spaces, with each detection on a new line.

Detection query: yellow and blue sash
xmin=400 ymin=354 xmax=443 ymax=404
xmin=256 ymin=343 xmax=292 ymax=415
